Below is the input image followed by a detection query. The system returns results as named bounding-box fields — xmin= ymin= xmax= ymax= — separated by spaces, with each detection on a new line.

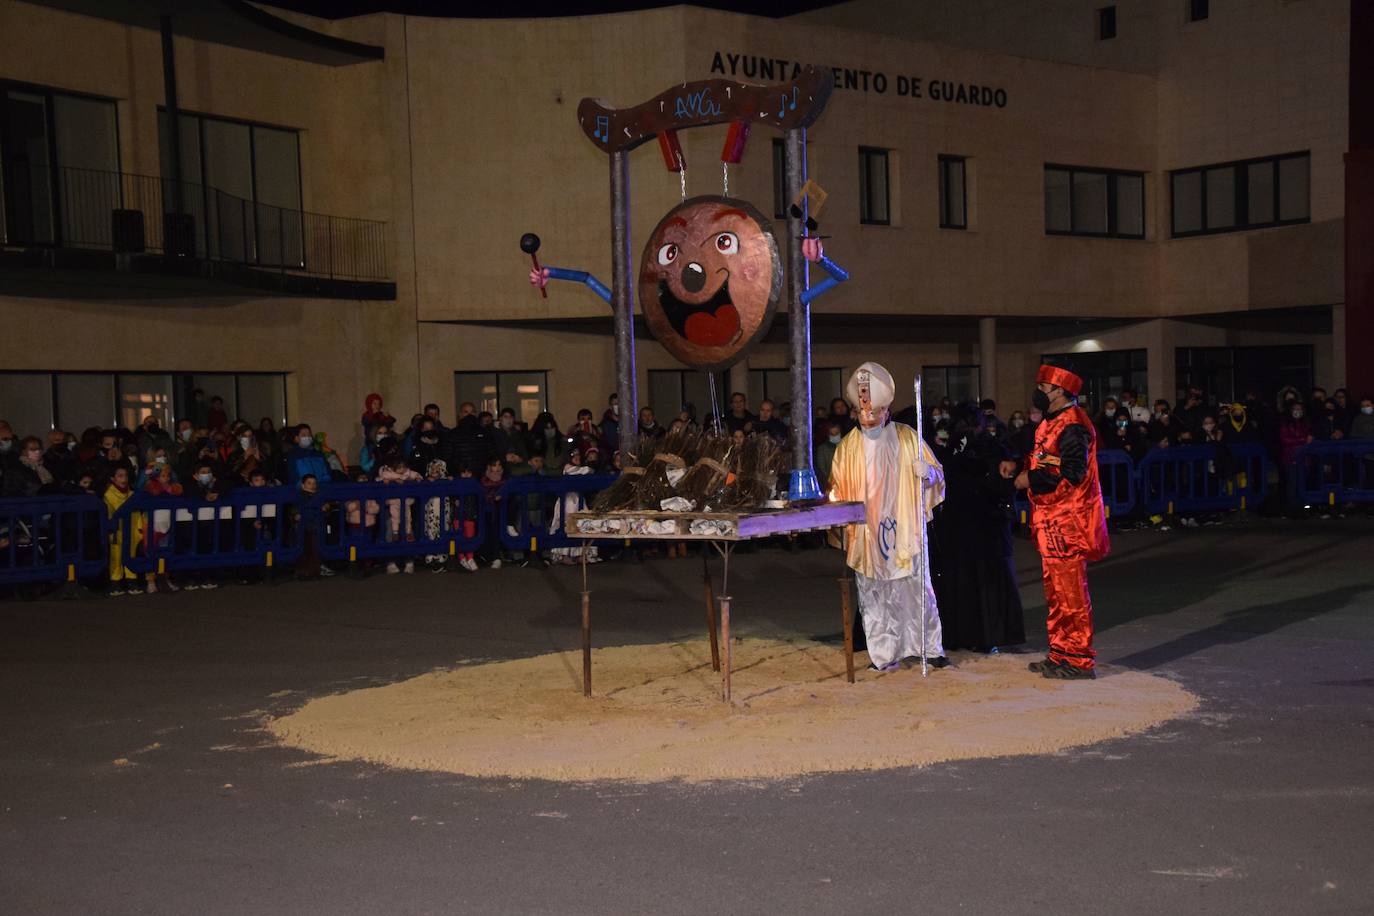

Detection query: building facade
xmin=0 ymin=0 xmax=1359 ymax=454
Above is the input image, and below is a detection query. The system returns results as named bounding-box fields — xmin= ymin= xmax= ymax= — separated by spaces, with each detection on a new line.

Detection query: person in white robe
xmin=828 ymin=362 xmax=947 ymax=670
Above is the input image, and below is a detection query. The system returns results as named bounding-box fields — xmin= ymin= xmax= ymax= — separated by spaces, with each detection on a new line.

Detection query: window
xmin=648 ymin=369 xmax=728 ymax=425
xmin=1170 ymin=152 xmax=1310 ymax=237
xmin=1038 ymin=350 xmax=1147 ymax=415
xmin=1175 ymin=346 xmax=1313 ymax=406
xmin=0 ymin=371 xmax=287 ymax=437
xmin=1098 ymin=6 xmax=1117 ymax=39
xmin=921 ymin=366 xmax=980 ymax=407
xmin=1 ymin=82 xmax=120 ymax=248
xmin=158 ymin=110 xmax=303 ymax=266
xmin=747 ymin=368 xmax=844 ymax=417
xmin=938 ymin=155 xmax=966 ymax=229
xmin=454 ymin=372 xmax=548 ymax=426
xmin=772 ymin=139 xmax=787 ymax=219
xmin=1188 ymin=0 xmax=1209 ymax=22
xmin=1044 ymin=165 xmax=1146 ymax=238
xmin=858 ymin=147 xmax=890 ymax=225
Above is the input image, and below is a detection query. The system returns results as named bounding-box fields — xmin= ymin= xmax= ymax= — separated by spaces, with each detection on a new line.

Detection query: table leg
xmin=581 ymin=548 xmax=591 ymax=698
xmin=839 ymin=573 xmax=855 ymax=684
xmin=703 ymin=552 xmax=720 ymax=672
xmin=720 ymin=594 xmax=732 ymax=702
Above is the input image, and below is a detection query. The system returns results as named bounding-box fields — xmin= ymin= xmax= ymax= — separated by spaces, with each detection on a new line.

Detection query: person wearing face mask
xmin=1351 ymin=396 xmax=1374 ymax=439
xmin=1006 ymin=407 xmax=1039 ymax=461
xmin=2 ymin=436 xmax=55 ymax=498
xmin=1013 ymin=364 xmax=1109 ymax=680
xmin=925 ymin=405 xmax=947 ymax=443
xmin=1278 ymin=402 xmax=1313 ymax=469
xmin=814 ymin=421 xmax=844 ymax=493
xmin=527 ymin=411 xmax=567 ymax=470
xmin=180 ymin=462 xmax=228 ymax=590
xmin=228 ymin=429 xmax=263 ymax=484
xmin=408 ymin=420 xmax=446 ymax=475
xmin=40 ymin=427 xmax=76 ymax=485
xmin=493 ymin=408 xmax=529 ymax=467
xmin=135 ymin=415 xmax=174 ymax=461
xmin=827 ymin=362 xmax=947 ymax=671
xmin=569 ymin=408 xmax=610 ymax=460
xmin=1225 ymin=403 xmax=1260 ymax=444
xmin=286 ymin=424 xmax=331 ymax=487
xmin=1004 ymin=410 xmax=1028 ymax=441
xmin=599 ymin=393 xmax=621 ymax=451
xmin=1314 ymin=398 xmax=1344 ymax=441
xmin=360 ymin=423 xmax=400 ymax=479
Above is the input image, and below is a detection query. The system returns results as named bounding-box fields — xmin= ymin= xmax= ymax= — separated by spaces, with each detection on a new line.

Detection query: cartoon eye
xmin=657 ymin=243 xmax=679 ymax=266
xmin=715 ymin=232 xmax=739 ymax=254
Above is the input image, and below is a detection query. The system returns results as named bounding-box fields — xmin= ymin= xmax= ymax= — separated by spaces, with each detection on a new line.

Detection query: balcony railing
xmin=1 ymin=164 xmax=388 ymax=282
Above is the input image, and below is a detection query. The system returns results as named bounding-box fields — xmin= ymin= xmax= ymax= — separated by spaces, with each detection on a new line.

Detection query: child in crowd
xmin=422 ymin=458 xmax=451 ymax=573
xmin=479 ymin=456 xmax=507 ymax=569
xmin=140 ymin=456 xmax=181 ymax=593
xmin=103 ymin=466 xmax=142 ymax=596
xmin=549 ymin=447 xmax=599 ymax=566
xmin=238 ymin=468 xmax=276 ymax=583
xmin=343 ymin=469 xmax=380 ymax=538
xmin=454 ymin=467 xmax=480 ymax=572
xmin=294 ymin=474 xmax=335 ymax=579
xmin=378 ymin=456 xmax=422 ymax=574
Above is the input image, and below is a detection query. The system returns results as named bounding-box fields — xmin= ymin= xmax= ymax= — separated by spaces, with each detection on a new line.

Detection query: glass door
xmin=1 ymin=90 xmax=57 ymax=245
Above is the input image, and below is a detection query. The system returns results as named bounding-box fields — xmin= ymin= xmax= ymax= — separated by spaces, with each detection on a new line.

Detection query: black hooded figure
xmin=929 ymin=405 xmax=1026 ymax=652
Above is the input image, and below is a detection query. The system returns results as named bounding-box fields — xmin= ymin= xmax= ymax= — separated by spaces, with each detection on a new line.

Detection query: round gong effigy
xmin=639 ymin=195 xmax=782 ymax=371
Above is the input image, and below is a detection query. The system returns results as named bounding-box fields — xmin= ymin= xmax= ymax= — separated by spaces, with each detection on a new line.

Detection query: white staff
xmin=914 ymin=374 xmax=930 ymax=678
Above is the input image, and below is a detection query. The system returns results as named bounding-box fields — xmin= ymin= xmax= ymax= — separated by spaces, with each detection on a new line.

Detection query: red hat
xmin=1036 ymin=364 xmax=1084 ymax=396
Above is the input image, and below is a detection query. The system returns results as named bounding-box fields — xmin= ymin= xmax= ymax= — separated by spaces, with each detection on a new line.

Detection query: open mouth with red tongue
xmin=657 ymin=277 xmax=741 ymax=347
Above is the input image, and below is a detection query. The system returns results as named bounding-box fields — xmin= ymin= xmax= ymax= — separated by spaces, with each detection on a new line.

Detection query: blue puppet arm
xmin=799 ymin=254 xmax=850 ymax=306
xmin=544 ymin=266 xmax=612 ymax=304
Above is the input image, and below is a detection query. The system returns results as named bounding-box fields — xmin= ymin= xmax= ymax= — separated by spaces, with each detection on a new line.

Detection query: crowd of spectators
xmin=1 ymin=382 xmax=1370 ymax=595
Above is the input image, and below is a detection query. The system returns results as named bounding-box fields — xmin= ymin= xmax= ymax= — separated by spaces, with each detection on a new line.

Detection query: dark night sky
xmin=257 ymin=1 xmax=844 ymax=20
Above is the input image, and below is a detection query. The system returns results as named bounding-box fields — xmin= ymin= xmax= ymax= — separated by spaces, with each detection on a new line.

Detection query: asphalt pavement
xmin=2 ymin=515 xmax=1371 ymax=915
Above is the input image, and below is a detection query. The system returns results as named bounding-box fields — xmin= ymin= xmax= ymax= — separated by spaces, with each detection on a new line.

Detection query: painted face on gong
xmin=639 ymin=196 xmax=782 ymax=371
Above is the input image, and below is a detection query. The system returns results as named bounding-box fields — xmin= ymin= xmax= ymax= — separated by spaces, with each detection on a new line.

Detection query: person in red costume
xmin=1012 ymin=364 xmax=1110 ymax=679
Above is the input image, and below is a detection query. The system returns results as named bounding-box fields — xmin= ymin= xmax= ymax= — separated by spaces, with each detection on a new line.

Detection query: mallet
xmin=520 ymin=232 xmax=547 ymax=299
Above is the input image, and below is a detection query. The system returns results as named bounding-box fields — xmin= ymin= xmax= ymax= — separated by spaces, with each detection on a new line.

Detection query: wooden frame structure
xmin=567 ymin=500 xmax=864 ymax=702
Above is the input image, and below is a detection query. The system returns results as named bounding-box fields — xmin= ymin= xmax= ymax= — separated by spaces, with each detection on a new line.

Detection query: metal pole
xmin=784 ymin=127 xmax=819 ymax=500
xmin=581 ymin=546 xmax=592 ymax=697
xmin=609 ymin=150 xmax=637 ymax=438
xmin=159 ymin=16 xmax=183 ymax=215
xmin=703 ymin=551 xmax=720 ymax=672
xmin=915 ymin=373 xmax=929 ymax=679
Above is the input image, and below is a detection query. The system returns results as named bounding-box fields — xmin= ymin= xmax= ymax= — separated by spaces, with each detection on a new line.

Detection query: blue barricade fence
xmin=1137 ymin=443 xmax=1269 ymax=515
xmin=0 ymin=494 xmax=107 ymax=585
xmin=1014 ymin=449 xmax=1137 ymax=525
xmin=312 ymin=478 xmax=487 ymax=563
xmin=109 ymin=486 xmax=303 ymax=575
xmin=0 ymin=440 xmax=1349 ymax=590
xmin=498 ymin=473 xmax=619 ymax=552
xmin=1290 ymin=439 xmax=1374 ymax=507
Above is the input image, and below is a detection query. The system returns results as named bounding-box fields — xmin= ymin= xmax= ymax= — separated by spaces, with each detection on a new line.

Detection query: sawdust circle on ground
xmin=268 ymin=639 xmax=1197 ymax=782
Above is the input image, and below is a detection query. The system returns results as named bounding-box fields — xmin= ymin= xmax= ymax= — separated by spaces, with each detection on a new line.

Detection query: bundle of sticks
xmin=631 ymin=425 xmax=701 ymax=509
xmin=675 ymin=432 xmax=735 ymax=508
xmin=590 ymin=434 xmax=657 ymax=512
xmin=722 ymin=433 xmax=787 ymax=509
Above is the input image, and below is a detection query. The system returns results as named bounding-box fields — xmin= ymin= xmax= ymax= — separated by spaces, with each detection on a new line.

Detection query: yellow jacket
xmin=827 ymin=423 xmax=944 ymax=578
xmin=103 ymin=485 xmax=144 ymax=546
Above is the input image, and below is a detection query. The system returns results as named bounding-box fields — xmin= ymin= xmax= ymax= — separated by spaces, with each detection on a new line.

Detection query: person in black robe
xmin=930 ymin=408 xmax=1026 ymax=653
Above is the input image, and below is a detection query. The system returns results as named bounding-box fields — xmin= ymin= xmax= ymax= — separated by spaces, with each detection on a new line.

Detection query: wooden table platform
xmin=565 ymin=501 xmax=866 ymax=701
